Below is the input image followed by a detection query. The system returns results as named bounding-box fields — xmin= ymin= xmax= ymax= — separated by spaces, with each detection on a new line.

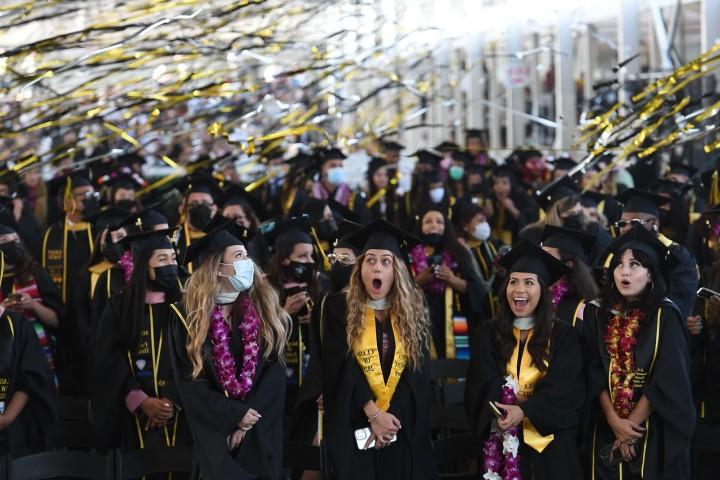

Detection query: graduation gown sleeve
xmin=667 ymin=243 xmax=698 ymax=318
xmin=465 ymin=321 xmax=504 ymax=437
xmin=1 ymin=311 xmax=56 ymax=457
xmin=168 ymin=307 xmax=285 ymax=480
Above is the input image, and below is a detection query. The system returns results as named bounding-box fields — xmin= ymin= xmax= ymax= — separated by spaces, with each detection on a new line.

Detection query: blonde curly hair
xmin=184 ymin=250 xmax=290 ymax=379
xmin=345 ymin=253 xmax=430 ymax=370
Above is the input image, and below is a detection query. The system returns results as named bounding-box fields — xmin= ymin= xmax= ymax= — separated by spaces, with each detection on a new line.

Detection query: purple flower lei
xmin=550 ymin=277 xmax=570 ymax=311
xmin=409 ymin=244 xmax=453 ymax=295
xmin=209 ymin=293 xmax=261 ymax=400
xmin=483 ymin=376 xmax=522 ymax=480
xmin=119 ymin=250 xmax=134 ymax=284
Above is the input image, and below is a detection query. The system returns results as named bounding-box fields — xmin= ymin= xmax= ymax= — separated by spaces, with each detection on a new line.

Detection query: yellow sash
xmin=353 ymin=306 xmax=407 ymax=412
xmin=507 ymin=328 xmax=554 ymax=453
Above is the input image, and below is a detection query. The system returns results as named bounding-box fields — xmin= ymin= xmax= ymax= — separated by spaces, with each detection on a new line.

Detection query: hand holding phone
xmin=697 ymin=287 xmax=720 ymax=303
xmin=489 ymin=401 xmax=506 ymax=419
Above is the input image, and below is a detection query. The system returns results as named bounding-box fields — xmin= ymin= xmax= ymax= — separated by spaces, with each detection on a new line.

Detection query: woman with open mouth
xmin=322 ymin=219 xmax=438 ymax=480
xmin=583 ymin=225 xmax=694 ymax=479
xmin=465 ymin=239 xmax=584 ymax=479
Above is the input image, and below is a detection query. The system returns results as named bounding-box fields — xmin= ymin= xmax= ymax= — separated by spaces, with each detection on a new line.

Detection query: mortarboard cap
xmin=499 ymin=239 xmax=569 ymax=285
xmin=466 ymin=128 xmax=487 ymax=139
xmin=668 ymin=160 xmax=697 ymax=177
xmin=221 ymin=183 xmax=268 ymax=220
xmin=183 ymin=219 xmax=248 ymax=267
xmin=343 ymin=218 xmax=421 ymax=260
xmin=121 ymin=228 xmax=176 ymax=259
xmin=434 ymin=141 xmax=460 ymax=153
xmin=182 ymin=173 xmax=222 ymax=201
xmin=85 ymin=206 xmax=131 ymax=232
xmin=367 ymin=157 xmax=388 ymax=180
xmin=649 ymin=178 xmax=692 ymax=198
xmin=333 ymin=219 xmax=363 ymax=252
xmin=541 ymin=224 xmax=596 ymax=264
xmin=413 ymin=149 xmax=442 ymax=166
xmin=605 ymin=224 xmax=673 ymax=268
xmin=380 ymin=140 xmax=405 ymax=152
xmin=615 ymin=188 xmax=670 ymax=217
xmin=550 ymin=156 xmax=577 ymax=172
xmin=536 ymin=176 xmax=579 ymax=211
xmin=261 ymin=215 xmax=313 ymax=249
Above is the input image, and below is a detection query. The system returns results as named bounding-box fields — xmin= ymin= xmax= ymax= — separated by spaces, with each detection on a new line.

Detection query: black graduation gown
xmin=0 ymin=311 xmax=56 ymax=457
xmin=554 ymin=292 xmax=584 ymax=331
xmin=168 ymin=306 xmax=286 ymax=480
xmin=91 ymin=296 xmax=191 ymax=453
xmin=465 ymin=319 xmax=584 ymax=479
xmin=321 ymin=293 xmax=438 ymax=480
xmin=42 ymin=219 xmax=94 ymax=394
xmin=664 ymin=238 xmax=698 ymax=319
xmin=416 ymin=248 xmax=486 ymax=359
xmin=489 ymin=192 xmax=539 ymax=246
xmin=466 ymin=240 xmax=500 ymax=323
xmin=583 ymin=300 xmax=695 ymax=479
xmin=90 ymin=266 xmax=126 ymax=340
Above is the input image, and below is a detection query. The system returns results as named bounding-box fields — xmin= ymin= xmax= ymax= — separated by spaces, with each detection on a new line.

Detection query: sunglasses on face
xmin=613 ymin=218 xmax=655 ymax=229
xmin=327 ymin=253 xmax=356 ymax=266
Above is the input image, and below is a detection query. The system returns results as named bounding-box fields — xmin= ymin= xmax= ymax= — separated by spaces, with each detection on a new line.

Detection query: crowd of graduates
xmin=1 ymin=128 xmax=720 ymax=479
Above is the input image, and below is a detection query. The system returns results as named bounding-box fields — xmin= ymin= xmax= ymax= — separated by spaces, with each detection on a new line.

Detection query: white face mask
xmin=218 ymin=259 xmax=255 ymax=293
xmin=326 ymin=166 xmax=345 ymax=186
xmin=429 ymin=187 xmax=445 ymax=203
xmin=215 ymin=291 xmax=240 ymax=305
xmin=471 ymin=222 xmax=491 ymax=241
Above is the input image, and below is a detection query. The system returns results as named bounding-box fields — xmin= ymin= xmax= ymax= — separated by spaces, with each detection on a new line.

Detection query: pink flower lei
xmin=409 ymin=244 xmax=453 ymax=295
xmin=550 ymin=277 xmax=571 ymax=311
xmin=209 ymin=293 xmax=261 ymax=400
xmin=119 ymin=250 xmax=134 ymax=284
xmin=483 ymin=376 xmax=522 ymax=480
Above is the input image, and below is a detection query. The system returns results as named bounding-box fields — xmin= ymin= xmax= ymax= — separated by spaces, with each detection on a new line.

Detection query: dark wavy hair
xmin=266 ymin=238 xmax=320 ymax=302
xmin=493 ymin=273 xmax=553 ymax=373
xmin=417 ymin=208 xmax=472 ymax=269
xmin=553 ymin=248 xmax=600 ymax=301
xmin=603 ymin=247 xmax=667 ymax=310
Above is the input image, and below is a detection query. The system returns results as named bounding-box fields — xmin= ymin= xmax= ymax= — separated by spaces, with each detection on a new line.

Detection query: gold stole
xmin=507 ymin=328 xmax=554 ymax=453
xmin=89 ymin=260 xmax=113 ymax=299
xmin=353 ymin=306 xmax=407 ymax=411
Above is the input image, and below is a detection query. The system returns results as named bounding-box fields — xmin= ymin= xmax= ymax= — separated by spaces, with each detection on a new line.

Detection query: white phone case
xmin=354 ymin=427 xmax=397 ymax=450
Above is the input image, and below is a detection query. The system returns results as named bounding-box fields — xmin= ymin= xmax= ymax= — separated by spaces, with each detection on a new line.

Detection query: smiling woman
xmin=465 ymin=239 xmax=585 ymax=479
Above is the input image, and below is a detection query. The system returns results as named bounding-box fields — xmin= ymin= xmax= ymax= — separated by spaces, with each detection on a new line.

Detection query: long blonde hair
xmin=345 ymin=254 xmax=430 ymax=370
xmin=184 ymin=250 xmax=290 ymax=379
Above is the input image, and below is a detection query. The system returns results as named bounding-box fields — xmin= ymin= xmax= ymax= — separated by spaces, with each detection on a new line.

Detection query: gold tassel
xmin=711 ymin=170 xmax=720 ymax=206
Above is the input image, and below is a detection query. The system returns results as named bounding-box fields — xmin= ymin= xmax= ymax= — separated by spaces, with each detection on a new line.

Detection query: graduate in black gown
xmin=169 ymin=221 xmax=289 ymax=480
xmin=465 ymin=239 xmax=584 ymax=479
xmin=0 ymin=225 xmax=64 ymax=388
xmin=91 ymin=228 xmax=192 ymax=456
xmin=174 ymin=174 xmax=220 ymax=274
xmin=322 ymin=219 xmax=438 ymax=480
xmin=0 ymin=305 xmax=56 ymax=457
xmin=42 ymin=171 xmax=99 ymax=393
xmin=539 ymin=224 xmax=599 ymax=331
xmin=584 ymin=226 xmax=695 ymax=479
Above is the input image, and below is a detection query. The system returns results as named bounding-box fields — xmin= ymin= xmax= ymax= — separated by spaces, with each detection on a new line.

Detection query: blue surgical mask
xmin=326 ymin=167 xmax=345 ymax=186
xmin=219 ymin=259 xmax=255 ymax=293
xmin=448 ymin=165 xmax=464 ymax=181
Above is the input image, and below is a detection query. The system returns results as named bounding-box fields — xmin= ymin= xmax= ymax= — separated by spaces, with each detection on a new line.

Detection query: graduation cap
xmin=333 ymin=219 xmax=363 ymax=251
xmin=221 ymin=183 xmax=268 ymax=220
xmin=343 ymin=218 xmax=421 ymax=260
xmin=536 ymin=176 xmax=579 ymax=211
xmin=121 ymin=228 xmax=176 ymax=259
xmin=261 ymin=214 xmax=313 ymax=249
xmin=183 ymin=219 xmax=249 ymax=267
xmin=492 ymin=164 xmax=520 ymax=182
xmin=115 ymin=203 xmax=169 ymax=233
xmin=0 ymin=224 xmax=16 ymax=235
xmin=541 ymin=224 xmax=596 ymax=264
xmin=466 ymin=128 xmax=488 ymax=139
xmin=451 ymin=151 xmax=472 ymax=165
xmin=113 ymin=153 xmax=145 ymax=170
xmin=413 ymin=150 xmax=442 ymax=166
xmin=581 ymin=190 xmax=606 ymax=208
xmin=317 ymin=147 xmax=347 ymax=164
xmin=328 ymin=198 xmax=361 ymax=224
xmin=181 ymin=173 xmax=223 ymax=201
xmin=434 ymin=141 xmax=460 ymax=153
xmin=451 ymin=199 xmax=483 ymax=226
xmin=550 ymin=156 xmax=577 ymax=172
xmin=84 ymin=206 xmax=131 ymax=232
xmin=499 ymin=239 xmax=569 ymax=285
xmin=47 ymin=168 xmax=94 ymax=201
xmin=366 ymin=157 xmax=388 ymax=179
xmin=649 ymin=178 xmax=692 ymax=198
xmin=605 ymin=224 xmax=674 ymax=268
xmin=668 ymin=160 xmax=697 ymax=178
xmin=100 ymin=173 xmax=145 ymax=191
xmin=380 ymin=140 xmax=404 ymax=152
xmin=615 ymin=188 xmax=670 ymax=217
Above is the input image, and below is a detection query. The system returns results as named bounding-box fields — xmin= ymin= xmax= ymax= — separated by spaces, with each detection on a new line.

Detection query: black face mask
xmin=469 ymin=184 xmax=484 ymax=195
xmin=104 ymin=239 xmax=124 ymax=264
xmin=188 ymin=205 xmax=213 ymax=230
xmin=150 ymin=264 xmax=179 ymax=292
xmin=82 ymin=196 xmax=100 ymax=218
xmin=422 ymin=233 xmax=444 ymax=247
xmin=116 ymin=199 xmax=137 ymax=211
xmin=286 ymin=261 xmax=315 ymax=283
xmin=330 ymin=263 xmax=353 ymax=290
xmin=0 ymin=241 xmax=24 ymax=266
xmin=316 ymin=220 xmax=337 ymax=242
xmin=563 ymin=213 xmax=584 ymax=231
